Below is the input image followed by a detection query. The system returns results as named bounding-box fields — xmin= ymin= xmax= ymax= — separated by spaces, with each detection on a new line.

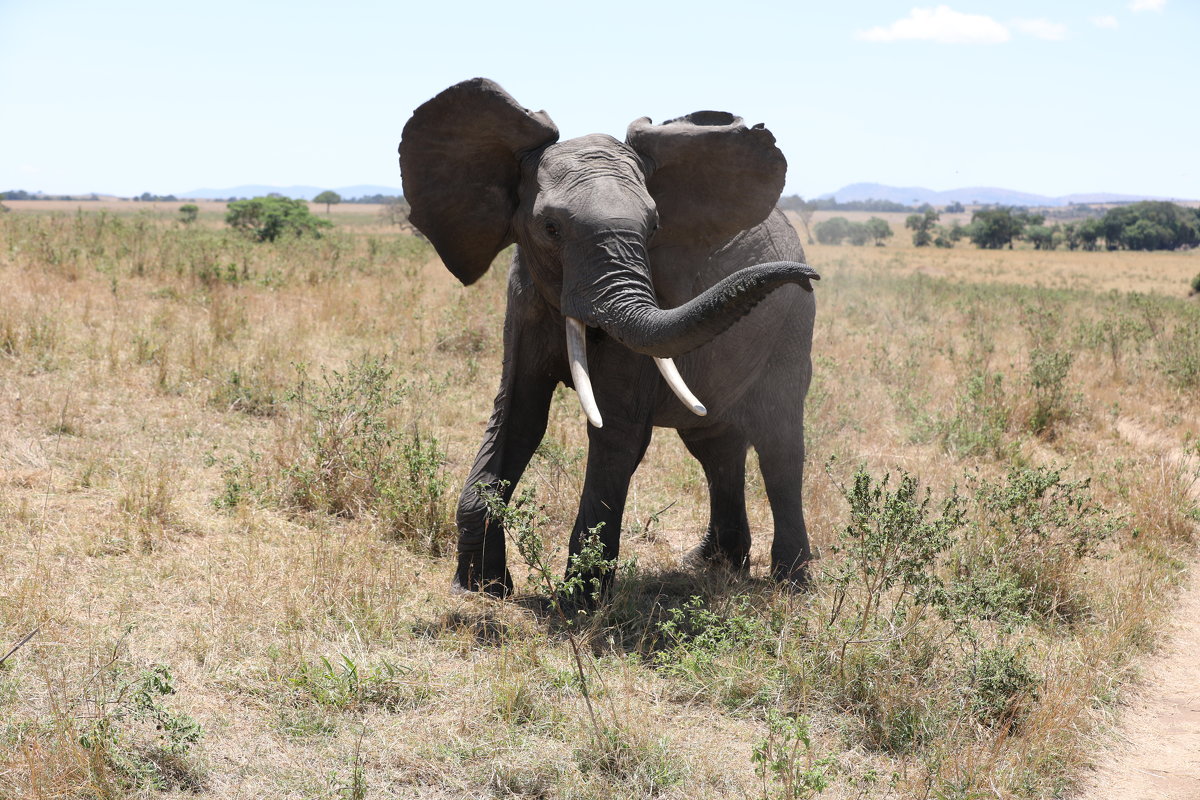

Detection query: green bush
xmin=80 ymin=663 xmax=203 ymax=791
xmin=968 ymin=646 xmax=1040 ymax=726
xmin=825 ymin=467 xmax=965 ymax=635
xmin=225 ymin=196 xmax=332 ymax=242
xmin=942 ymin=372 xmax=1009 ymax=458
xmin=1028 ymin=348 xmax=1074 ymax=435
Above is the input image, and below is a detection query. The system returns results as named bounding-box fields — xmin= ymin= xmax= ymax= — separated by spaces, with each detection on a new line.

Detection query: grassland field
xmin=0 ymin=202 xmax=1198 ymax=799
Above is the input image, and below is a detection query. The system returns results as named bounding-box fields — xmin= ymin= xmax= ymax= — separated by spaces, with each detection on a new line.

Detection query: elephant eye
xmin=544 ymin=220 xmax=560 ymax=239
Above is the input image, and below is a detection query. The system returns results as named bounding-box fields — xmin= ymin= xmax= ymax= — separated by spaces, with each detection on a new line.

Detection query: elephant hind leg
xmin=679 ymin=426 xmax=751 ymax=570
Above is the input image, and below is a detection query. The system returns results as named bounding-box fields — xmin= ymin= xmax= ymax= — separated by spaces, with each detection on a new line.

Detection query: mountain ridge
xmin=178 ymin=184 xmax=403 ymax=200
xmin=818 ymin=182 xmax=1191 ymax=208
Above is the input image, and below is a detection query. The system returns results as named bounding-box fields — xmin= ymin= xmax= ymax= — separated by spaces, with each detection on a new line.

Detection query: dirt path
xmin=1075 ymin=421 xmax=1200 ymax=799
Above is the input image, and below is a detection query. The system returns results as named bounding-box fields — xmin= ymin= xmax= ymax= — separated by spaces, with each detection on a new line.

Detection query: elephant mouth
xmin=564 ymin=315 xmax=705 ymax=429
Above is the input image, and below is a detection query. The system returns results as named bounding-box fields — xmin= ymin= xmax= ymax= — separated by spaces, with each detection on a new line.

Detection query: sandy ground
xmin=1076 ymin=424 xmax=1200 ymax=799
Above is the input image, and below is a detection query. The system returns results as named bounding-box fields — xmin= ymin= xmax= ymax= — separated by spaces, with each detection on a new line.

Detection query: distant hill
xmin=179 ymin=184 xmax=403 ymax=200
xmin=819 ymin=183 xmax=1187 ymax=208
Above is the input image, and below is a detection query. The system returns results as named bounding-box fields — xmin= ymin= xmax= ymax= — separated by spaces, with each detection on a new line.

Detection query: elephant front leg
xmin=453 ymin=371 xmax=556 ymax=597
xmin=564 ymin=416 xmax=654 ymax=602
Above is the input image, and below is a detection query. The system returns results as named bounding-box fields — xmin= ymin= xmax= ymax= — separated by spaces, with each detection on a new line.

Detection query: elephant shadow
xmin=418 ymin=563 xmax=790 ymax=661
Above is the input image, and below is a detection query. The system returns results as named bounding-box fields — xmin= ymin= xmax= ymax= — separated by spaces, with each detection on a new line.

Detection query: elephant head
xmin=399 ymin=78 xmax=817 ymax=426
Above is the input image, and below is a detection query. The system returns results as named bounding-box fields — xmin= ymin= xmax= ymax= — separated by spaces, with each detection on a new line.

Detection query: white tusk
xmin=565 ymin=317 xmax=603 ymax=428
xmin=654 ymin=357 xmax=707 ymax=416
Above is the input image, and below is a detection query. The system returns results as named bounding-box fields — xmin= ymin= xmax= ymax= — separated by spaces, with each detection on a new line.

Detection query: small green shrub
xmin=178 ymin=204 xmax=199 ymax=225
xmin=280 ymin=358 xmax=451 ymax=551
xmin=825 ymin=466 xmax=966 ymax=635
xmin=1027 ymin=348 xmax=1075 ymax=434
xmin=942 ymin=372 xmax=1009 ymax=458
xmin=968 ymin=646 xmax=1040 ymax=726
xmin=752 ymin=709 xmax=833 ymax=799
xmin=288 ymin=655 xmax=431 ymax=712
xmin=973 ymin=465 xmax=1121 ymax=620
xmin=1190 ymin=273 xmax=1200 ymax=294
xmin=80 ymin=663 xmax=203 ymax=791
xmin=653 ymin=594 xmax=780 ymax=709
xmin=1158 ymin=317 xmax=1200 ymax=388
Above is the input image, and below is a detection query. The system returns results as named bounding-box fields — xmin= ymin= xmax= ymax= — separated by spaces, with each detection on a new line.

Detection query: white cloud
xmin=1091 ymin=15 xmax=1119 ymax=28
xmin=1012 ymin=18 xmax=1068 ymax=40
xmin=1129 ymin=0 xmax=1166 ymax=11
xmin=855 ymin=6 xmax=1010 ymax=44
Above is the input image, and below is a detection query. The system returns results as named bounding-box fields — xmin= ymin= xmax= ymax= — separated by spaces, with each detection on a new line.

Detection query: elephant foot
xmin=770 ymin=559 xmax=813 ymax=592
xmin=683 ymin=542 xmax=750 ymax=573
xmin=452 ymin=552 xmax=513 ymax=598
xmin=556 ymin=566 xmax=613 ymax=612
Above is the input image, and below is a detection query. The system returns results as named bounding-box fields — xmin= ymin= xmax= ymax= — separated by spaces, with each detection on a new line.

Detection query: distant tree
xmin=225 ymin=196 xmax=332 ymax=242
xmin=1061 ymin=222 xmax=1080 ymax=251
xmin=947 ymin=220 xmax=967 ymax=242
xmin=379 ymin=197 xmax=413 ymax=229
xmin=846 ymin=221 xmax=871 ymax=246
xmin=178 ymin=204 xmax=199 ymax=224
xmin=864 ymin=217 xmax=893 ymax=246
xmin=314 ymin=190 xmax=342 ymax=215
xmin=814 ymin=216 xmax=851 ymax=245
xmin=944 ymin=201 xmax=965 ymax=214
xmin=1190 ymin=273 xmax=1200 ymax=296
xmin=906 ymin=209 xmax=939 ymax=247
xmin=1097 ymin=201 xmax=1200 ymax=251
xmin=1077 ymin=218 xmax=1103 ymax=251
xmin=968 ymin=207 xmax=1025 ymax=249
xmin=1025 ymin=224 xmax=1059 ymax=250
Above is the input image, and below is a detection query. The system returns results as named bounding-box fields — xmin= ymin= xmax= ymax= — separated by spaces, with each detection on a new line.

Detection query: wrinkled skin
xmin=400 ymin=79 xmax=818 ymax=598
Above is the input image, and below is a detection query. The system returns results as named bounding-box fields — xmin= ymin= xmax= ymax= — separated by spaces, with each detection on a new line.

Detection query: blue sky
xmin=1 ymin=0 xmax=1194 ymax=199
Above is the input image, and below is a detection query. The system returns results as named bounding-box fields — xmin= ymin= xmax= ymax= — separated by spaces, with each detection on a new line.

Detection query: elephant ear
xmin=626 ymin=111 xmax=786 ymax=250
xmin=400 ymin=78 xmax=559 ymax=285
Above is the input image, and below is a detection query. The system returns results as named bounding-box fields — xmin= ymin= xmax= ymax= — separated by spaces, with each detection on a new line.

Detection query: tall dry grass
xmin=0 ymin=209 xmax=1198 ymax=798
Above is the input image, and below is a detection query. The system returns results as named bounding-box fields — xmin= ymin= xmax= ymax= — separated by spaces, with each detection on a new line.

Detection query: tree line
xmin=813 ymin=201 xmax=1200 ymax=252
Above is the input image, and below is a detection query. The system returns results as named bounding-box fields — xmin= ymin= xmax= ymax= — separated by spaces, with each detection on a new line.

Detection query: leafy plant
xmin=279 ymin=358 xmax=451 ymax=551
xmin=968 ymin=646 xmax=1040 ymax=726
xmin=825 ymin=465 xmax=966 ymax=635
xmin=752 ymin=709 xmax=833 ymax=799
xmin=80 ymin=663 xmax=203 ymax=790
xmin=1027 ymin=348 xmax=1074 ymax=434
xmin=973 ymin=465 xmax=1121 ymax=620
xmin=288 ymin=655 xmax=430 ymax=712
xmin=942 ymin=372 xmax=1009 ymax=458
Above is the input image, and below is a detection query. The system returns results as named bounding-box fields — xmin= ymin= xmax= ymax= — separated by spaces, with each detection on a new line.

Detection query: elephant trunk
xmin=559 ymin=230 xmax=819 ymax=426
xmin=561 ymin=230 xmax=818 ymax=358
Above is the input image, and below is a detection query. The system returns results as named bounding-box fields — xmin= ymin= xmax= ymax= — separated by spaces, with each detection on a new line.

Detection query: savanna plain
xmin=1 ymin=201 xmax=1198 ymax=799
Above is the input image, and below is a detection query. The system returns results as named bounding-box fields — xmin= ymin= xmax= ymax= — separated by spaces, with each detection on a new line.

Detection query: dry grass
xmin=0 ymin=209 xmax=1198 ymax=798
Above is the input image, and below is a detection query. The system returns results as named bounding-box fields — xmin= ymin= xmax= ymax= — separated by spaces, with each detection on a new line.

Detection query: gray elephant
xmin=399 ymin=78 xmax=818 ymax=597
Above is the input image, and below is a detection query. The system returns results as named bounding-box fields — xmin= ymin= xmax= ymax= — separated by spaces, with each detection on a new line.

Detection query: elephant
xmin=399 ymin=78 xmax=819 ymax=598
